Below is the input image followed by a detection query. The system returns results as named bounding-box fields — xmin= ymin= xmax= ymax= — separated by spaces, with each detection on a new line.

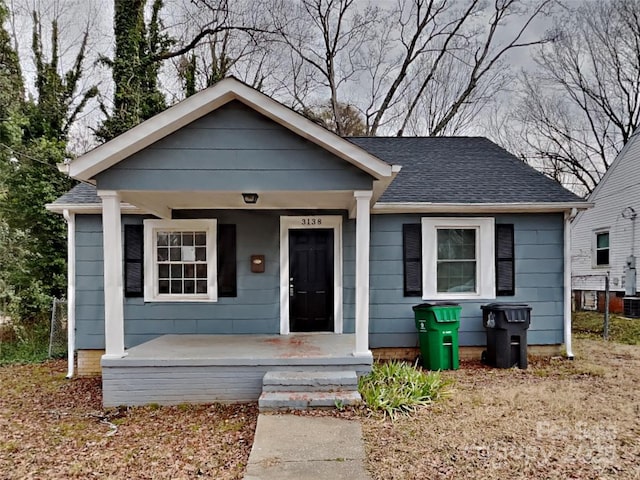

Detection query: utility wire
xmin=0 ymin=142 xmax=68 ymax=172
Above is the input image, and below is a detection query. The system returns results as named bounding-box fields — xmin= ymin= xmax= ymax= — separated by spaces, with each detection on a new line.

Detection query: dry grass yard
xmin=362 ymin=314 xmax=640 ymax=479
xmin=1 ymin=312 xmax=638 ymax=479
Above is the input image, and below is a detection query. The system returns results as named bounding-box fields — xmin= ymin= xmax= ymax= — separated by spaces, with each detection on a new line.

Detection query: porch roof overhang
xmin=46 ymin=198 xmax=593 ymax=216
xmin=46 ymin=202 xmax=142 ymax=214
xmin=63 ymin=77 xmax=396 ymax=184
xmin=46 ymin=189 xmax=382 ymax=218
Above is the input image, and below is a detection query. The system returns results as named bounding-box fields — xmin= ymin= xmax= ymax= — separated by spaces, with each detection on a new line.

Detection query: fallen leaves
xmin=0 ymin=360 xmax=258 ymax=479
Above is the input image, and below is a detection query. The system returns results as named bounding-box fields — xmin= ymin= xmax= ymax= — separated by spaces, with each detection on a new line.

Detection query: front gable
xmin=67 ymin=77 xmax=393 ymax=184
xmin=94 ymin=101 xmax=374 ymax=192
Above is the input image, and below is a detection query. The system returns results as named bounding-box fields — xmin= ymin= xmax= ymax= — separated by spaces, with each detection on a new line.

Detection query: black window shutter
xmin=217 ymin=224 xmax=237 ymax=297
xmin=403 ymin=224 xmax=422 ymax=297
xmin=124 ymin=224 xmax=144 ymax=297
xmin=496 ymin=224 xmax=515 ymax=296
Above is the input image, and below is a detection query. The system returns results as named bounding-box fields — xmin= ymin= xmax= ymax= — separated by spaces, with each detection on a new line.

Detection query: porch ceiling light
xmin=242 ymin=192 xmax=259 ymax=204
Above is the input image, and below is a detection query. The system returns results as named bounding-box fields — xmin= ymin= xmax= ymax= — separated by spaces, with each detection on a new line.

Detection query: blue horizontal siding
xmin=95 ymin=101 xmax=373 ymax=192
xmin=74 ymin=211 xmax=357 ymax=349
xmin=96 ymin=169 xmax=372 ymax=191
xmin=368 ymin=213 xmax=566 ymax=348
xmin=74 ymin=211 xmax=565 ymax=351
xmin=75 ymin=215 xmax=105 ymax=350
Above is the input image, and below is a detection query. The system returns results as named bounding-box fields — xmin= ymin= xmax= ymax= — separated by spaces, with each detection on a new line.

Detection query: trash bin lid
xmin=481 ymin=303 xmax=531 ymax=311
xmin=413 ymin=302 xmax=460 ymax=311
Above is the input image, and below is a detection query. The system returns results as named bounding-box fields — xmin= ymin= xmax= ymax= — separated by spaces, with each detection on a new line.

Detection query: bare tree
xmin=504 ymin=0 xmax=640 ymax=195
xmin=371 ymin=0 xmax=555 ymax=136
xmin=151 ymin=0 xmax=278 ymax=102
xmin=268 ymin=0 xmax=379 ymax=136
xmin=268 ymin=0 xmax=554 ymax=137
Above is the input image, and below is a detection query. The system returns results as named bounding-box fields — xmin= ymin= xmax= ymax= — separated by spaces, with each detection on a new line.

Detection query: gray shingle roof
xmin=54 ymin=137 xmax=584 ymax=205
xmin=349 ymin=136 xmax=584 ymax=203
xmin=52 ymin=182 xmax=100 ymax=204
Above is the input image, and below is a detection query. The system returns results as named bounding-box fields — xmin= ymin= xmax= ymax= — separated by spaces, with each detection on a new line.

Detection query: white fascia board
xmin=372 ymin=202 xmax=593 ymax=214
xmin=68 ymin=77 xmax=393 ymax=182
xmin=68 ymin=89 xmax=236 ymax=181
xmin=45 ymin=203 xmax=146 ymax=215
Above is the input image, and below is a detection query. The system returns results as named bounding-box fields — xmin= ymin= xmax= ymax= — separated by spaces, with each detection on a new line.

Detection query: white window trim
xmin=143 ymin=219 xmax=218 ymax=302
xmin=592 ymin=228 xmax=610 ymax=268
xmin=279 ymin=215 xmax=343 ymax=335
xmin=422 ymin=217 xmax=496 ymax=300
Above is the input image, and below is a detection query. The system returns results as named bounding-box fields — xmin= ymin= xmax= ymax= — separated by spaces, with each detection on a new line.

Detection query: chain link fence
xmin=49 ymin=298 xmax=68 ymax=358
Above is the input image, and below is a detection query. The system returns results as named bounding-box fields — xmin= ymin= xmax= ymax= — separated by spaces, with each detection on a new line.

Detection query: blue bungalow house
xmin=47 ymin=77 xmax=590 ymax=407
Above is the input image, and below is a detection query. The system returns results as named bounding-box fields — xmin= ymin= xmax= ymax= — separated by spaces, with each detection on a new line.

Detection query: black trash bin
xmin=481 ymin=303 xmax=532 ymax=369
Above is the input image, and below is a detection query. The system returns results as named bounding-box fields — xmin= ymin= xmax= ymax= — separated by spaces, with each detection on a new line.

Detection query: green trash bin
xmin=413 ymin=303 xmax=461 ymax=370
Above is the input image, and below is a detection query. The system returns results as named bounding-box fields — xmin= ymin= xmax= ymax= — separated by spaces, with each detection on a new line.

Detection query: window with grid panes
xmin=156 ymin=231 xmax=209 ymax=295
xmin=143 ymin=219 xmax=217 ymax=301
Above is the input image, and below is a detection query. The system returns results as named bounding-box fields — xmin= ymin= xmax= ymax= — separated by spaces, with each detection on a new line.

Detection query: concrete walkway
xmin=244 ymin=414 xmax=371 ymax=480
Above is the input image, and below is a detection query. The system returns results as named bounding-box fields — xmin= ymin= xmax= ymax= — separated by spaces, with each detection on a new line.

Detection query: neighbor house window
xmin=595 ymin=231 xmax=610 ymax=266
xmin=421 ymin=218 xmax=495 ymax=300
xmin=143 ymin=219 xmax=217 ymax=302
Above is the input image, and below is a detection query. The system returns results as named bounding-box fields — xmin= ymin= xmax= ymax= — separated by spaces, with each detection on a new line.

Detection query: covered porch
xmin=101 ymin=333 xmax=372 ymax=407
xmin=58 ymin=79 xmax=400 ymax=406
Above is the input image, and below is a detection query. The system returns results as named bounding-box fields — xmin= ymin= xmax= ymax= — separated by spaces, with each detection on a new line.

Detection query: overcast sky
xmin=7 ymin=0 xmax=560 ymax=150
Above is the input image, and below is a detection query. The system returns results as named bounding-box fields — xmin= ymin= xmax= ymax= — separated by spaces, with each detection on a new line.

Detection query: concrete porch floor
xmin=105 ymin=333 xmax=370 ymax=366
xmin=100 ymin=334 xmax=372 ymax=406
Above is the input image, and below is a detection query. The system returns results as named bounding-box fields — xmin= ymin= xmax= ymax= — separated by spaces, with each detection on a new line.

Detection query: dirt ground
xmin=362 ymin=337 xmax=640 ymax=479
xmin=0 ymin=361 xmax=257 ymax=479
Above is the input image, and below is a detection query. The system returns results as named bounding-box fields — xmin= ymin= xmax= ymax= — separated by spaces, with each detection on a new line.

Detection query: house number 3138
xmin=301 ymin=218 xmax=321 ymax=225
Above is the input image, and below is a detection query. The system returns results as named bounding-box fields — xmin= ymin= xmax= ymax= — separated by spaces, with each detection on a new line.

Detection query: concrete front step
xmin=262 ymin=370 xmax=358 ymax=392
xmin=258 ymin=391 xmax=362 ymax=411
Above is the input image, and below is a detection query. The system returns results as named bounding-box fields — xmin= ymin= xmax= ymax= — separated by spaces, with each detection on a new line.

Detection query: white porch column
xmin=354 ymin=190 xmax=373 ymax=356
xmin=98 ymin=190 xmax=126 ymax=358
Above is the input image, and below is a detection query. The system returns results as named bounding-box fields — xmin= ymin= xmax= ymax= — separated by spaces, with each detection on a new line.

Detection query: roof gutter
xmin=372 ymin=201 xmax=593 ymax=214
xmin=45 ymin=203 xmax=145 ymax=215
xmin=62 ymin=209 xmax=76 ymax=378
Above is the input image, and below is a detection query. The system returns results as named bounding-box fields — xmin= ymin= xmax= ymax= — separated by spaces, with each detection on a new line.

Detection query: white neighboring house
xmin=571 ymin=130 xmax=640 ymax=316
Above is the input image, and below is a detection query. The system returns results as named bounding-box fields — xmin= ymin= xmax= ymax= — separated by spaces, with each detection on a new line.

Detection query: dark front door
xmin=289 ymin=229 xmax=334 ymax=332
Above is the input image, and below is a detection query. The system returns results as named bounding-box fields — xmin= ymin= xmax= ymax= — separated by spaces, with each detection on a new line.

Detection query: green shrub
xmin=358 ymin=360 xmax=452 ymax=420
xmin=0 ymin=320 xmax=51 ymax=365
